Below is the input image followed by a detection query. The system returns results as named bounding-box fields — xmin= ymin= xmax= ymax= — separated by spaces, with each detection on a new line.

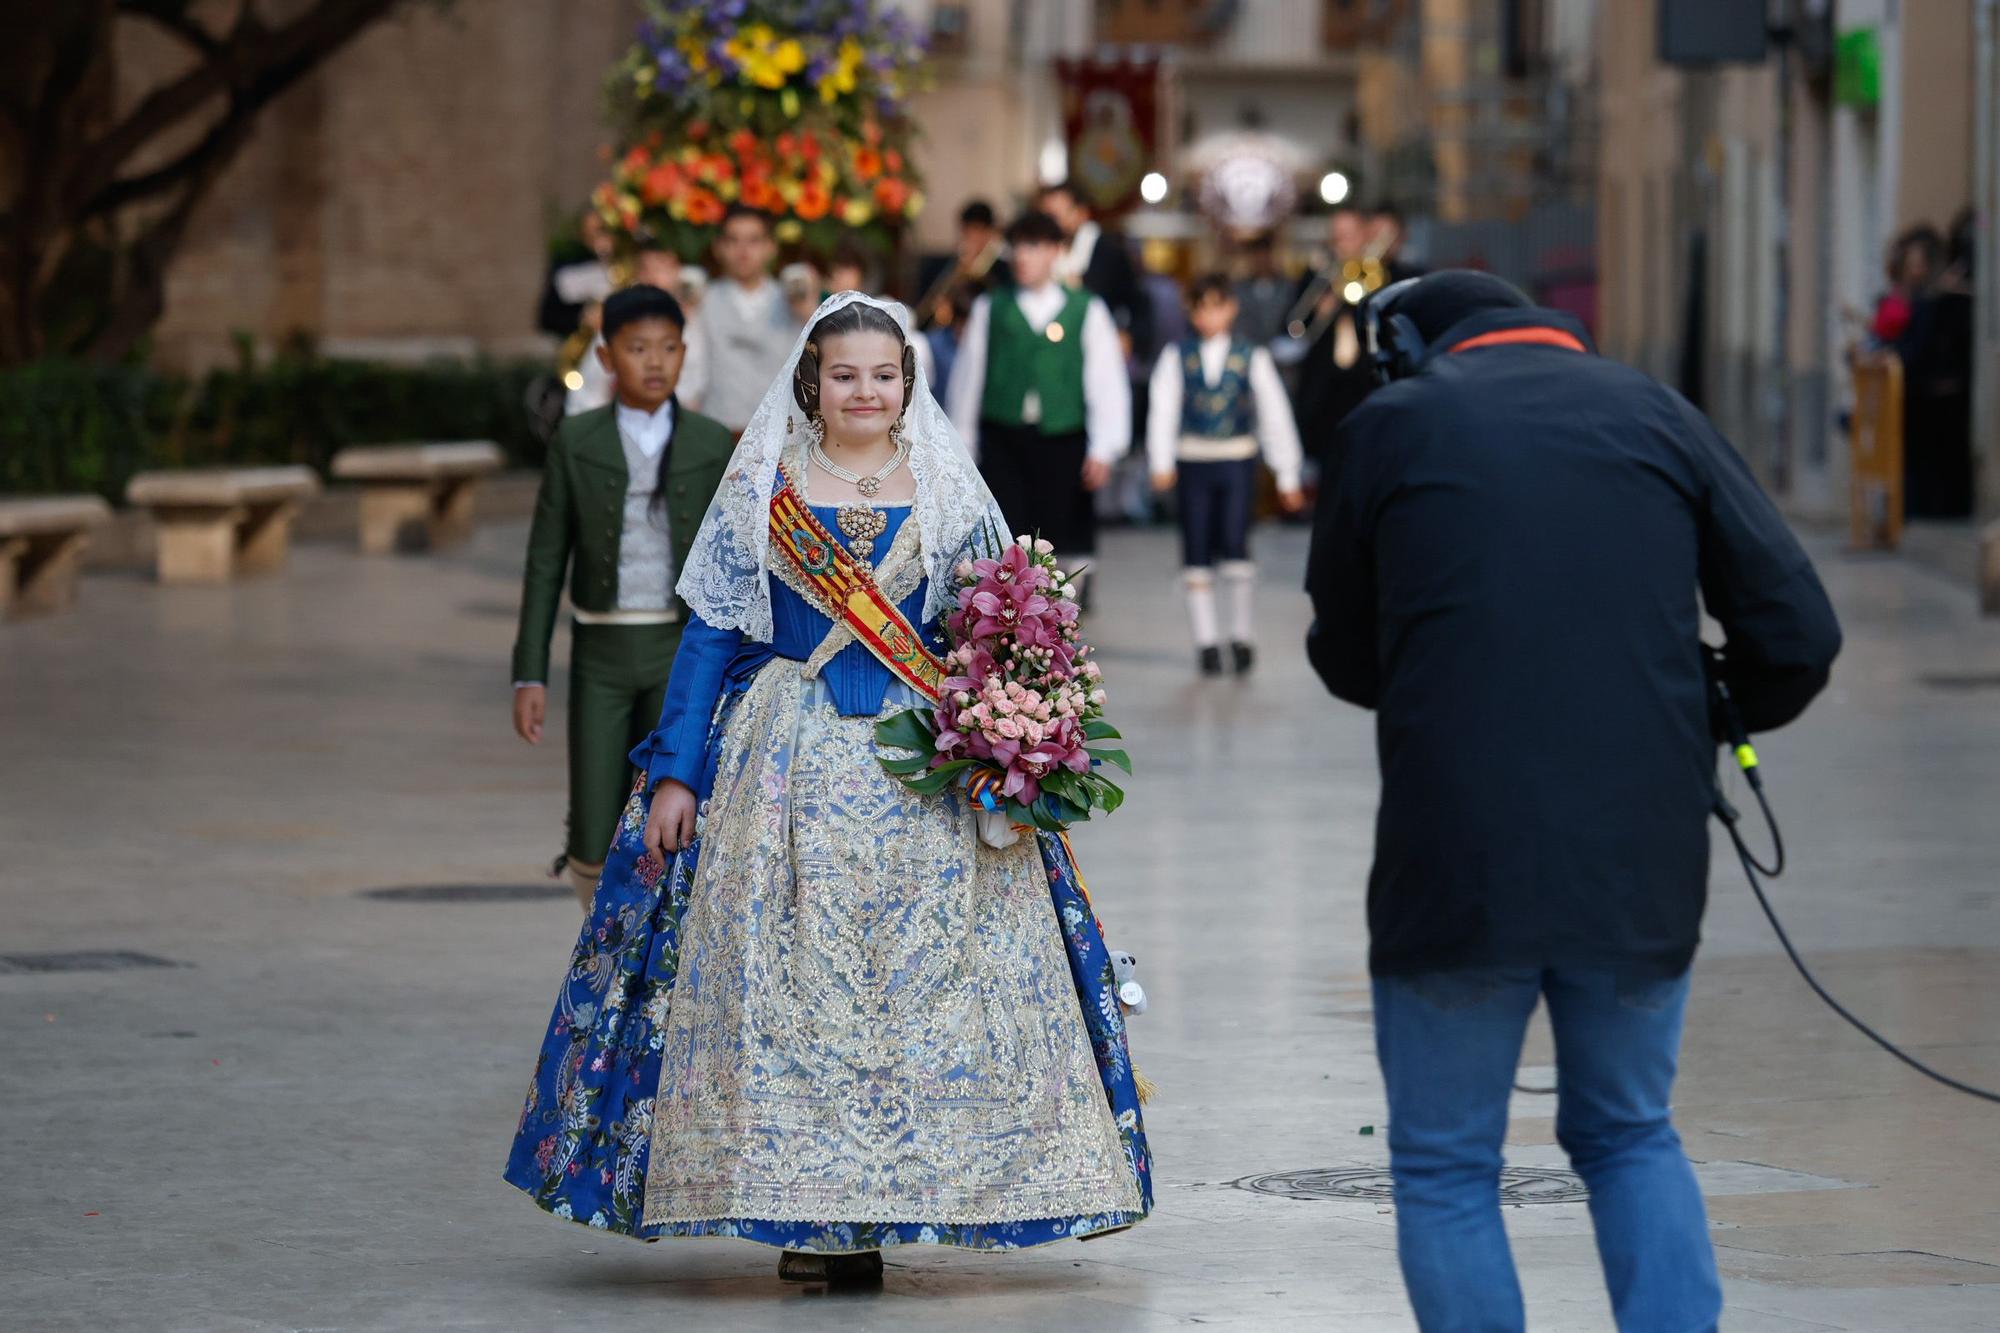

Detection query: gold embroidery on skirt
xmin=641 ymin=667 xmax=1140 ymax=1226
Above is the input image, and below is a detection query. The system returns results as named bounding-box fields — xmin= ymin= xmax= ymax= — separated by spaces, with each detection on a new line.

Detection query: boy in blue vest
xmin=946 ymin=210 xmax=1131 ymax=589
xmin=1146 ymin=273 xmax=1304 ymax=675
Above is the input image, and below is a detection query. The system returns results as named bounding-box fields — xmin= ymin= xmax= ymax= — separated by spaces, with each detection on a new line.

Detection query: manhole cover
xmin=362 ymin=883 xmax=569 ymax=903
xmin=0 ymin=951 xmax=188 ymax=974
xmin=1919 ymin=673 xmax=2000 ymax=692
xmin=1232 ymin=1165 xmax=1590 ymax=1205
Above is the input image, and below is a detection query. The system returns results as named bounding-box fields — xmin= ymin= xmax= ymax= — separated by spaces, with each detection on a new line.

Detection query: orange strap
xmin=1449 ymin=327 xmax=1587 ymax=356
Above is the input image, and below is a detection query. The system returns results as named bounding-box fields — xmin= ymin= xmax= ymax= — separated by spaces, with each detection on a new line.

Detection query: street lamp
xmin=1320 ymin=171 xmax=1351 ymax=206
xmin=1139 ymin=171 xmax=1169 ymax=205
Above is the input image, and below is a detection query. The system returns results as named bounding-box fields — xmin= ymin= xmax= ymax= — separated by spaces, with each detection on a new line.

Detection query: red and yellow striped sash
xmin=768 ymin=480 xmax=946 ymax=703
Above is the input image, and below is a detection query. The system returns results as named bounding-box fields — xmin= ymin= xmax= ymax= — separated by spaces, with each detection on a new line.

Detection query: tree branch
xmin=65 ymin=0 xmax=401 ymax=213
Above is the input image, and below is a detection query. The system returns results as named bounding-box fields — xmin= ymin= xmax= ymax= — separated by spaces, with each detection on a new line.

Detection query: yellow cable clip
xmin=1734 ymin=743 xmax=1759 ymax=772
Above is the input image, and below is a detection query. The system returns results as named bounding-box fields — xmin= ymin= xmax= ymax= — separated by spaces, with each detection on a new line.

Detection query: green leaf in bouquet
xmin=873 ymin=708 xmax=937 ymax=752
xmin=1081 ymin=718 xmax=1123 ymax=742
xmin=1088 ymin=745 xmax=1133 ymax=775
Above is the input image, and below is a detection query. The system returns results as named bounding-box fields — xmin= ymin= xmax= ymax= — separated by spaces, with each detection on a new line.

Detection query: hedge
xmin=0 ymin=353 xmax=553 ymax=501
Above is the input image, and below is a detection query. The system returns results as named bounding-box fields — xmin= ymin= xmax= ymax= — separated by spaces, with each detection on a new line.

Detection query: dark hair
xmin=1039 ymin=179 xmax=1081 ymax=209
xmin=720 ymin=203 xmax=773 ymax=235
xmin=1386 ymin=269 xmax=1533 ymax=343
xmin=792 ymin=301 xmax=915 ymax=421
xmin=1188 ymin=272 xmax=1235 ymax=306
xmin=602 ymin=284 xmax=685 ymax=338
xmin=959 ymin=199 xmax=997 ymax=229
xmin=1006 ymin=209 xmax=1065 ymax=248
xmin=827 ymin=241 xmax=873 ymax=284
xmin=1893 ymin=224 xmax=1946 ymax=284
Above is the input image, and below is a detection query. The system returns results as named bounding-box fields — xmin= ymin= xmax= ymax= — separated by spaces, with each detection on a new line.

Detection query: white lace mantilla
xmin=675 ymin=291 xmax=1011 ymax=642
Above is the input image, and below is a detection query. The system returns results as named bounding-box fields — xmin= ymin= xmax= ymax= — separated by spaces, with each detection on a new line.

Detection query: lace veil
xmin=676 ymin=291 xmax=1010 ymax=641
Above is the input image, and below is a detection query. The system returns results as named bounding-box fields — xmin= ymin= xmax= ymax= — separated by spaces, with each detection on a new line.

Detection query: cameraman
xmin=1305 ymin=271 xmax=1842 ymax=1332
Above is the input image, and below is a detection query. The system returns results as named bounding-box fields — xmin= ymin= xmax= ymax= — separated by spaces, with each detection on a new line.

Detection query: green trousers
xmin=565 ymin=619 xmax=683 ymax=864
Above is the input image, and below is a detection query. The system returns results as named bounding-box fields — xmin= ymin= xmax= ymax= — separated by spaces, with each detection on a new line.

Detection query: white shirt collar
xmin=1062 ymin=220 xmax=1101 ymax=280
xmin=616 ymin=398 xmax=675 ymax=459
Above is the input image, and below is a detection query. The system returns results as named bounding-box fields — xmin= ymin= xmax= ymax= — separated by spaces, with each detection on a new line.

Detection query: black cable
xmin=1716 ymin=773 xmax=2000 ymax=1106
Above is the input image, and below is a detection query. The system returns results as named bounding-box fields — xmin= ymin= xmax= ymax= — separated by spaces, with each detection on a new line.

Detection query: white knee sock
xmin=1183 ymin=570 xmax=1220 ymax=647
xmin=1220 ymin=561 xmax=1256 ymax=644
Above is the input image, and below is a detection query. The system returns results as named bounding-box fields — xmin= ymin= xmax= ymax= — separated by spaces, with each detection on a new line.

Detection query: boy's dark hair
xmin=1188 ymin=272 xmax=1235 ymax=306
xmin=960 ymin=199 xmax=997 ymax=229
xmin=602 ymin=284 xmax=685 ymax=339
xmin=720 ymin=203 xmax=773 ymax=235
xmin=1006 ymin=209 xmax=1065 ymax=248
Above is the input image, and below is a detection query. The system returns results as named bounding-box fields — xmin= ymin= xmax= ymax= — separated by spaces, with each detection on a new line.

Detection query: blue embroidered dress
xmin=504 ymin=495 xmax=1153 ymax=1253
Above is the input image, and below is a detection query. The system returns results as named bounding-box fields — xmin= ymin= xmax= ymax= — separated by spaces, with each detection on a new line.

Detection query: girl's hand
xmin=645 ymin=780 xmax=699 ymax=861
xmin=1277 ymin=487 xmax=1306 ymax=514
xmin=513 ymin=685 xmax=546 ymax=744
xmin=1151 ymin=470 xmax=1177 ymax=494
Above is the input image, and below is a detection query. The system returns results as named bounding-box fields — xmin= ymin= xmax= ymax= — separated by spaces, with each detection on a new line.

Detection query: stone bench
xmin=125 ymin=466 xmax=321 ymax=584
xmin=330 ymin=441 xmax=505 ymax=554
xmin=0 ymin=495 xmax=113 ymax=618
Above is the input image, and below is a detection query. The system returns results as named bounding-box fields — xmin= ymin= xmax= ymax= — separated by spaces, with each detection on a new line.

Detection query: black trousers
xmin=1177 ymin=458 xmax=1257 ymax=568
xmin=978 ymin=420 xmax=1096 ymax=555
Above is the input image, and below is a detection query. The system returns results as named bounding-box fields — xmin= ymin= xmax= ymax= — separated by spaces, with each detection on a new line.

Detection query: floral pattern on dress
xmin=502 ymin=693 xmax=1153 ymax=1252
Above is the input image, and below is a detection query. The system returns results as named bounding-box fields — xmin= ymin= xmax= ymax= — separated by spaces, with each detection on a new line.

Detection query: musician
xmin=916 ymin=200 xmax=1012 ymax=329
xmin=1291 ymin=206 xmax=1377 ymax=469
xmin=1038 ymin=180 xmax=1152 ymax=355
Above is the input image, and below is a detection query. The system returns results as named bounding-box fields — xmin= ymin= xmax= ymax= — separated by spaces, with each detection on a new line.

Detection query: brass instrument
xmin=915 ymin=235 xmax=1006 ymax=328
xmin=555 ymin=253 xmax=634 ymax=392
xmin=1271 ymin=223 xmax=1400 ymax=364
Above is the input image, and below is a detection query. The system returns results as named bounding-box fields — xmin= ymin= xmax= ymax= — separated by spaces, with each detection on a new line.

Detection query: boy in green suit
xmin=512 ymin=285 xmax=736 ymax=909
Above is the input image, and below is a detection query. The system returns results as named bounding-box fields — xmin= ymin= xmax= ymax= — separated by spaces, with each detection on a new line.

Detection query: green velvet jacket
xmin=510 ymin=402 xmax=734 ymax=684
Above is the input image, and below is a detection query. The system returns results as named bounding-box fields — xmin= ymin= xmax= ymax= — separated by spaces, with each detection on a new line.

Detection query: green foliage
xmin=0 ymin=352 xmax=550 ymax=500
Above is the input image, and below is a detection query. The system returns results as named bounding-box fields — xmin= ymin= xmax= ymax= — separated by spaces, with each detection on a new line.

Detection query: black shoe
xmin=1231 ymin=642 xmax=1255 ymax=675
xmin=1199 ymin=645 xmax=1224 ymax=676
xmin=778 ymin=1249 xmax=882 ymax=1285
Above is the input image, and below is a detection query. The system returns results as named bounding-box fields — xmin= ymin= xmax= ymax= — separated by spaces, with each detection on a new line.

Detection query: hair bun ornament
xmin=793 ymin=339 xmax=821 ymax=417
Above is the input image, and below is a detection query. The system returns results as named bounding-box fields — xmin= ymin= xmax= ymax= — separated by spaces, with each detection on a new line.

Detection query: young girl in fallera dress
xmin=503 ymin=293 xmax=1152 ymax=1285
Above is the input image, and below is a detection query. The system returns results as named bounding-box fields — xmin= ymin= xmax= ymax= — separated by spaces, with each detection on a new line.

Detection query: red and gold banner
xmin=1053 ymin=56 xmax=1160 ymax=217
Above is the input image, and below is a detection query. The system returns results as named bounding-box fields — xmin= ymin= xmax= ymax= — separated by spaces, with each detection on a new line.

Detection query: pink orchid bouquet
xmin=875 ymin=534 xmax=1131 ymax=832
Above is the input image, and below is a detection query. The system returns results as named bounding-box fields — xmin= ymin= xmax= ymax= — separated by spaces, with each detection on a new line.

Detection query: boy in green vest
xmin=945 ymin=210 xmax=1131 ymax=582
xmin=511 ymin=285 xmax=736 ymax=910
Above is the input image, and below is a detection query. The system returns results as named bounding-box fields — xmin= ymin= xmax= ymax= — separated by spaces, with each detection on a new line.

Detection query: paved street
xmin=3 ymin=518 xmax=1999 ymax=1331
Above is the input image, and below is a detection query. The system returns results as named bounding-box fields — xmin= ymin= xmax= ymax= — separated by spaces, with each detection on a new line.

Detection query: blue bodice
xmin=629 ymin=503 xmax=945 ymax=794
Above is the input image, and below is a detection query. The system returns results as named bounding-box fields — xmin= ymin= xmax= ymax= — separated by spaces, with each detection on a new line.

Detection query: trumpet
xmin=1271 ymin=224 xmax=1400 ymax=362
xmin=915 ymin=235 xmax=1006 ymax=328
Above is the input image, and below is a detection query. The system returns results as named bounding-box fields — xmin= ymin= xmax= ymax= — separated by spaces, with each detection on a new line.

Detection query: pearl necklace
xmin=809 ymin=435 xmax=909 ymax=499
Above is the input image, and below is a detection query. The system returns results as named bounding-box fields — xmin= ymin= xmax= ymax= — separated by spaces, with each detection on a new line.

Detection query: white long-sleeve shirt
xmin=1145 ymin=335 xmax=1304 ymax=492
xmin=946 ymin=283 xmax=1131 ymax=466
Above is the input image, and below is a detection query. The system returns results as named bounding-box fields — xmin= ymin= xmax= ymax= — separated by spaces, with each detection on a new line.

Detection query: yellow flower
xmin=841 ymin=198 xmax=875 ymax=226
xmin=731 ymin=25 xmax=807 ymax=90
xmin=818 ymin=36 xmax=864 ymax=103
xmin=775 ymin=219 xmax=804 ymax=244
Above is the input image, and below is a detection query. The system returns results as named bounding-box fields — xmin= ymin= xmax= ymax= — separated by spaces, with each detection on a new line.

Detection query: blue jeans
xmin=1372 ymin=967 xmax=1721 ymax=1333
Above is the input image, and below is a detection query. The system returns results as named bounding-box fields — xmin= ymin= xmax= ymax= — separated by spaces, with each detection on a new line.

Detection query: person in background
xmin=1291 ymin=206 xmax=1375 ymax=472
xmin=1146 ymin=274 xmax=1303 ymax=676
xmin=947 ymin=210 xmax=1130 ymax=595
xmin=512 ymin=285 xmax=737 ymax=909
xmin=917 ymin=199 xmax=1011 ymax=328
xmin=563 ymin=299 xmax=613 ymax=417
xmin=1308 ymin=270 xmax=1841 ymax=1333
xmin=924 ymin=279 xmax=980 ymax=401
xmin=687 ymin=206 xmax=809 ymax=437
xmin=1038 ymin=179 xmax=1151 ymax=356
xmin=636 ymin=245 xmax=707 ymax=411
xmin=538 ymin=207 xmax=617 ymax=340
xmin=1232 ymin=234 xmax=1295 ymax=351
